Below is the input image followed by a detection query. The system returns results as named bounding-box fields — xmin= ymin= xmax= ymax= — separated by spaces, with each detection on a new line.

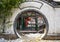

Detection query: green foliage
xmin=0 ymin=0 xmax=20 ymax=20
xmin=0 ymin=0 xmax=24 ymax=33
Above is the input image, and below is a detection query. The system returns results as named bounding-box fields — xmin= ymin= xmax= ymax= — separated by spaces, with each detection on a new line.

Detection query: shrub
xmin=0 ymin=0 xmax=24 ymax=33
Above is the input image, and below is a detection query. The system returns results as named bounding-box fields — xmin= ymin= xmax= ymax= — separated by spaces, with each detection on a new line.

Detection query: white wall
xmin=5 ymin=1 xmax=60 ymax=35
xmin=54 ymin=8 xmax=60 ymax=34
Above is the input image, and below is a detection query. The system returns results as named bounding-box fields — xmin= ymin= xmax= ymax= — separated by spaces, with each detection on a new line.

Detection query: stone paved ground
xmin=6 ymin=39 xmax=60 ymax=42
xmin=0 ymin=38 xmax=60 ymax=42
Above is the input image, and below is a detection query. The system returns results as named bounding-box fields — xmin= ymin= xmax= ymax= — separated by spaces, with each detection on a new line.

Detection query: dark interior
xmin=16 ymin=11 xmax=46 ymax=33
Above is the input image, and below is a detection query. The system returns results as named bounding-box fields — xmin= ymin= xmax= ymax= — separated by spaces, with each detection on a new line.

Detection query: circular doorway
xmin=14 ymin=10 xmax=49 ymax=39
